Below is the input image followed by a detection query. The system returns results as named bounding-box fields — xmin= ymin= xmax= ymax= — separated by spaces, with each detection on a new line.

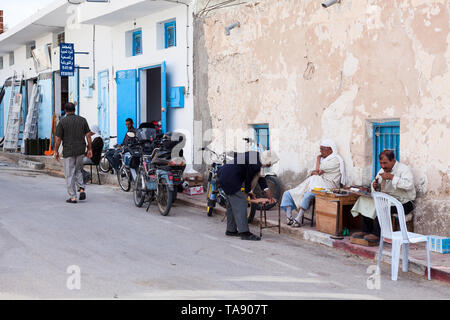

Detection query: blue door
xmin=98 ymin=70 xmax=110 ymax=140
xmin=69 ymin=67 xmax=80 ymax=115
xmin=116 ymin=69 xmax=137 ymax=143
xmin=373 ymin=121 xmax=400 ymax=178
xmin=37 ymin=78 xmax=53 ymax=139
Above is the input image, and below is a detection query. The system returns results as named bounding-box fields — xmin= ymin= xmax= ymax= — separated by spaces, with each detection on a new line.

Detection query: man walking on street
xmin=54 ymin=103 xmax=92 ymax=203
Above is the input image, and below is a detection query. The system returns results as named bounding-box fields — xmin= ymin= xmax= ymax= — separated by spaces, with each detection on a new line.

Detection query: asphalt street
xmin=0 ymin=165 xmax=449 ymax=299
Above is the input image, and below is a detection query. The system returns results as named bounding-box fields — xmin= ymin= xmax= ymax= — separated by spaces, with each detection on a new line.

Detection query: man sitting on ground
xmin=351 ymin=150 xmax=416 ymax=243
xmin=280 ymin=139 xmax=346 ymax=227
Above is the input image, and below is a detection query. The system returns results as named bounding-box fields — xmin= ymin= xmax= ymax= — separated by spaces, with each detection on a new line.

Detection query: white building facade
xmin=0 ymin=0 xmax=194 ymax=164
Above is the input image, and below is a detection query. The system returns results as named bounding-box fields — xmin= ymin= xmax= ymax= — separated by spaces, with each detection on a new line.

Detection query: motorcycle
xmin=202 ymin=146 xmax=231 ymax=217
xmin=242 ymin=137 xmax=282 ymax=223
xmin=133 ymin=131 xmax=186 ymax=216
xmin=203 ymin=139 xmax=281 ymax=222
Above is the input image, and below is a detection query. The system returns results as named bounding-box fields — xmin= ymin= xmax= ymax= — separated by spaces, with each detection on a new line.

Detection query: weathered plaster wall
xmin=193 ymin=0 xmax=450 ymax=235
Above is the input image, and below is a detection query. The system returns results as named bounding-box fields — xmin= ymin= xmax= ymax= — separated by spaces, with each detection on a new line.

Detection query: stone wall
xmin=193 ymin=0 xmax=450 ymax=235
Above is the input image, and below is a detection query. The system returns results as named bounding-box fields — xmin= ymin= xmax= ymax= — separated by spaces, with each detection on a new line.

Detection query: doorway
xmin=138 ymin=62 xmax=167 ymax=133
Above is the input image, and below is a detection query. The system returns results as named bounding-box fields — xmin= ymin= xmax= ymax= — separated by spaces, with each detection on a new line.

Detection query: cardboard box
xmin=183 ymin=186 xmax=204 ymax=196
xmin=427 ymin=236 xmax=450 ymax=254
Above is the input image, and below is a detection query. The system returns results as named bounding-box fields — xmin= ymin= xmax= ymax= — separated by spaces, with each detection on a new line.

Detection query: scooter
xmin=133 ymin=131 xmax=186 ymax=216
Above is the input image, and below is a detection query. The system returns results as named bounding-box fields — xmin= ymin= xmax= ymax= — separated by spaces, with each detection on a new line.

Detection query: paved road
xmin=0 ymin=166 xmax=449 ymax=299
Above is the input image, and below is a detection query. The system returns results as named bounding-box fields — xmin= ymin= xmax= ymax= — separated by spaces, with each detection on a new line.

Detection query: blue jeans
xmin=281 ymin=191 xmax=315 ymax=212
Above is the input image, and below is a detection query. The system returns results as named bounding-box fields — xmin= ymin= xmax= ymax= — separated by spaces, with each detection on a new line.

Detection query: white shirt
xmin=372 ymin=161 xmax=416 ymax=204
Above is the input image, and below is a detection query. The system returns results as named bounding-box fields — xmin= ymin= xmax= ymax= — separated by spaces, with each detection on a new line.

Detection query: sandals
xmin=292 ymin=220 xmax=302 ymax=228
xmin=287 ymin=217 xmax=295 ymax=226
xmin=66 ymin=198 xmax=77 ymax=204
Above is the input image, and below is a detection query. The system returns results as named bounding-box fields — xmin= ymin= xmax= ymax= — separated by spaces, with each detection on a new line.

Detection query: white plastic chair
xmin=372 ymin=192 xmax=431 ymax=281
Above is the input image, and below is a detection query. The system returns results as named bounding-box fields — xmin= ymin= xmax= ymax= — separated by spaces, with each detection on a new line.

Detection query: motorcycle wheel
xmin=134 ymin=171 xmax=147 ymax=207
xmin=98 ymin=155 xmax=111 ymax=173
xmin=117 ymin=165 xmax=131 ymax=192
xmin=157 ymin=179 xmax=174 ymax=216
xmin=247 ymin=175 xmax=282 ymax=223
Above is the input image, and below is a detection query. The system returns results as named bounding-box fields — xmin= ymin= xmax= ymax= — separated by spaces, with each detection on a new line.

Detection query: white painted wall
xmin=0 ymin=2 xmax=194 ymax=165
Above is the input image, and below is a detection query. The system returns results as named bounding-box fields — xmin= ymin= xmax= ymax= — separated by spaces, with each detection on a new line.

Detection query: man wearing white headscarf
xmin=280 ymin=139 xmax=346 ymax=227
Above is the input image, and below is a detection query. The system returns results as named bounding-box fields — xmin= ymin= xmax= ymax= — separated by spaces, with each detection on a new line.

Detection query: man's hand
xmin=372 ymin=179 xmax=379 ymax=190
xmin=87 ymin=149 xmax=93 ymax=159
xmin=311 ymin=170 xmax=319 ymax=176
xmin=249 ymin=192 xmax=257 ymax=200
xmin=380 ymin=172 xmax=394 ymax=180
xmin=265 ymin=189 xmax=276 ymax=204
xmin=54 ymin=151 xmax=60 ymax=161
xmin=318 ymin=170 xmax=324 ymax=176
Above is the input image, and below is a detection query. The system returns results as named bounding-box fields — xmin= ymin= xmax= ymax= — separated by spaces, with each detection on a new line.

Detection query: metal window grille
xmin=373 ymin=121 xmax=400 ymax=178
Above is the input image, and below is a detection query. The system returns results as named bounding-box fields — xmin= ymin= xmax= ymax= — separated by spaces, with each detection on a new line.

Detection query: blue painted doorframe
xmin=98 ymin=70 xmax=110 ymax=141
xmin=116 ymin=69 xmax=137 ymax=143
xmin=137 ymin=61 xmax=167 ymax=133
xmin=69 ymin=66 xmax=80 ymax=115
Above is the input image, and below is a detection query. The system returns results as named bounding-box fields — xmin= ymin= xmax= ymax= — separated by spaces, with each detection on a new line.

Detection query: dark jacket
xmin=91 ymin=137 xmax=104 ymax=164
xmin=217 ymin=151 xmax=268 ymax=195
xmin=122 ymin=127 xmax=137 ymax=146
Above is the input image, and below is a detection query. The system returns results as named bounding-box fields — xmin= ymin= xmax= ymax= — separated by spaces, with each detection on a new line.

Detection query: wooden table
xmin=312 ymin=190 xmax=360 ymax=238
xmin=249 ymin=198 xmax=281 ymax=238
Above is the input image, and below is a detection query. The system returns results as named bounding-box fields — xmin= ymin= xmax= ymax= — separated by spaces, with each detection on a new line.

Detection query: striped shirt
xmin=55 ymin=114 xmax=90 ymax=158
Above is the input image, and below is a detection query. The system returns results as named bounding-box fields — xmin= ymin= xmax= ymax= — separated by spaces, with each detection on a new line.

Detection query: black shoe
xmin=240 ymin=232 xmax=261 ymax=241
xmin=79 ymin=188 xmax=86 ymax=201
xmin=225 ymin=230 xmax=239 ymax=237
xmin=66 ymin=198 xmax=77 ymax=204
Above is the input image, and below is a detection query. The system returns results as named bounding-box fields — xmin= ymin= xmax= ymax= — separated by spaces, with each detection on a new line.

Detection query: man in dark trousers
xmin=217 ymin=150 xmax=279 ymax=241
xmin=54 ymin=103 xmax=92 ymax=203
xmin=105 ymin=118 xmax=137 ymax=172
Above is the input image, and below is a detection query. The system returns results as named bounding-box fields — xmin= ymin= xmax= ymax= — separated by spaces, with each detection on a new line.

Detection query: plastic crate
xmin=427 ymin=235 xmax=450 ymax=254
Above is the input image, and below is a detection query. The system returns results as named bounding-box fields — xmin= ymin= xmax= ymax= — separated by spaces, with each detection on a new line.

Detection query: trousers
xmin=63 ymin=155 xmax=85 ymax=199
xmin=362 ymin=201 xmax=414 ymax=237
xmin=226 ymin=191 xmax=250 ymax=234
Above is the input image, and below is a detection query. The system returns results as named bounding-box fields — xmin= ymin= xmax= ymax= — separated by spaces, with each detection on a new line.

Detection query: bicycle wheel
xmin=99 ymin=155 xmax=111 ymax=173
xmin=117 ymin=165 xmax=131 ymax=192
xmin=134 ymin=170 xmax=147 ymax=207
xmin=157 ymin=179 xmax=174 ymax=216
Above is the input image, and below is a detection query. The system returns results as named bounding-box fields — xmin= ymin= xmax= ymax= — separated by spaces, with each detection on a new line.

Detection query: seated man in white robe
xmin=351 ymin=149 xmax=416 ymax=243
xmin=280 ymin=139 xmax=346 ymax=227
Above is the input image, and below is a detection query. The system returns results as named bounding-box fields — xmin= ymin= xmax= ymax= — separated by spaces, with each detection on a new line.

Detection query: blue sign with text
xmin=60 ymin=43 xmax=75 ymax=77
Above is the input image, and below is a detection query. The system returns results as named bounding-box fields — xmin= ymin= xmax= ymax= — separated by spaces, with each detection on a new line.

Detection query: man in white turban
xmin=280 ymin=139 xmax=346 ymax=227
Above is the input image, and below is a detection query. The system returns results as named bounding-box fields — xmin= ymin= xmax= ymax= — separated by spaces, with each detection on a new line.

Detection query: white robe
xmin=289 ymin=156 xmax=342 ymax=210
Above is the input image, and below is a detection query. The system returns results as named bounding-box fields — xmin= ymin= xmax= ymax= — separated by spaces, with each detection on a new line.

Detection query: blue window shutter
xmin=132 ymin=30 xmax=142 ymax=56
xmin=253 ymin=124 xmax=270 ymax=150
xmin=164 ymin=21 xmax=176 ymax=48
xmin=373 ymin=121 xmax=400 ymax=178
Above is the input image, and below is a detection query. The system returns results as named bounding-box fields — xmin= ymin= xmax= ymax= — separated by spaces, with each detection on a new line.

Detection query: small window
xmin=372 ymin=121 xmax=400 ymax=178
xmin=0 ymin=57 xmax=3 ymax=70
xmin=253 ymin=124 xmax=270 ymax=150
xmin=26 ymin=41 xmax=36 ymax=59
xmin=9 ymin=52 xmax=14 ymax=66
xmin=57 ymin=32 xmax=65 ymax=46
xmin=164 ymin=21 xmax=176 ymax=48
xmin=132 ymin=30 xmax=142 ymax=56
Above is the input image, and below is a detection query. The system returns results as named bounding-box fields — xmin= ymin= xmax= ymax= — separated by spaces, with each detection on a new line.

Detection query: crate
xmin=183 ymin=186 xmax=204 ymax=196
xmin=427 ymin=236 xmax=450 ymax=254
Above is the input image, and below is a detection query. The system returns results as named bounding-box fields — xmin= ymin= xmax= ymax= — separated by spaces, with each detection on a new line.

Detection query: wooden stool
xmin=250 ymin=199 xmax=281 ymax=238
